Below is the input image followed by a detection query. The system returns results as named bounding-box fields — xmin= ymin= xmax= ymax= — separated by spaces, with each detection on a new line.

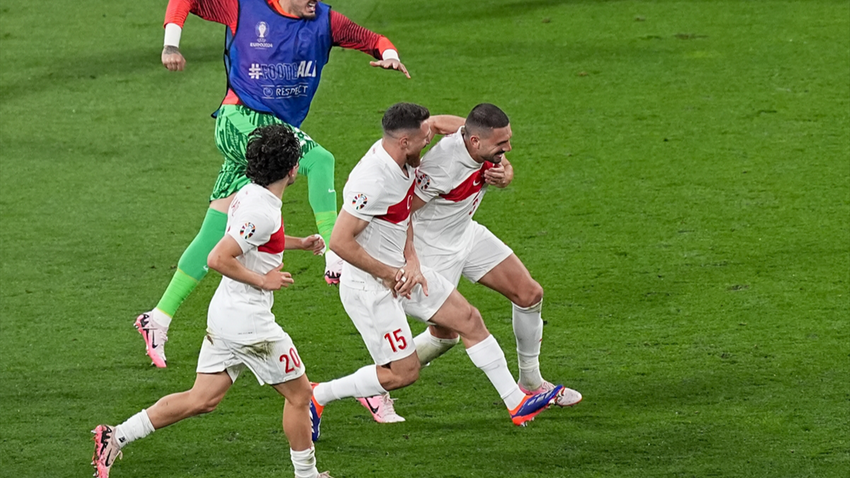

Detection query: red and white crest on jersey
xmin=440 ymin=161 xmax=495 ymax=202
xmin=377 ymin=182 xmax=416 ymax=224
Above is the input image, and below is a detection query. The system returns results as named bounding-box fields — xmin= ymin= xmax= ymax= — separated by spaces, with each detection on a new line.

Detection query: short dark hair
xmin=245 ymin=124 xmax=302 ymax=187
xmin=382 ymin=102 xmax=430 ymax=134
xmin=465 ymin=103 xmax=510 ymax=136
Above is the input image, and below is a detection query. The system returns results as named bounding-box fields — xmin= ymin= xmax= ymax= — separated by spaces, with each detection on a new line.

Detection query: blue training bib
xmin=225 ymin=1 xmax=332 ymax=127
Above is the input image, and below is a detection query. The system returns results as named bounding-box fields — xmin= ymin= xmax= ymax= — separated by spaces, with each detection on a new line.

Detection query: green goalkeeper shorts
xmin=210 ymin=104 xmax=320 ymax=201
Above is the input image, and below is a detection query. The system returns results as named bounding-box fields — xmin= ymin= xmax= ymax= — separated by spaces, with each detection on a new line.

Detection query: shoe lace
xmin=380 ymin=393 xmax=399 ymax=416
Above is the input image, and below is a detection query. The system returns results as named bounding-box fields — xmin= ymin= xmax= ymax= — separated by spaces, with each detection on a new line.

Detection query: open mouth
xmin=306 ymin=1 xmax=317 ymax=13
xmin=492 ymin=152 xmax=505 ymax=163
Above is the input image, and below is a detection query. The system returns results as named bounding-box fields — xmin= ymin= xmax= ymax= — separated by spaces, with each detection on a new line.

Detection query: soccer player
xmin=357 ymin=103 xmax=582 ymax=423
xmin=308 ymin=103 xmax=567 ymax=441
xmin=93 ymin=125 xmax=332 ymax=478
xmin=136 ymin=0 xmax=410 ymax=368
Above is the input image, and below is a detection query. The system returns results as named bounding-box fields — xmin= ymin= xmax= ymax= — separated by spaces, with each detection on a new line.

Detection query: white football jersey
xmin=207 ymin=183 xmax=287 ymax=343
xmin=413 ymin=128 xmax=496 ymax=255
xmin=341 ymin=139 xmax=416 ymax=289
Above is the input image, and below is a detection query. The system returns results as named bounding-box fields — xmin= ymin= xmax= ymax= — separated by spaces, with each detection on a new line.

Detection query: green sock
xmin=298 ymin=145 xmax=338 ymax=247
xmin=314 ymin=210 xmax=337 ymax=248
xmin=155 ymin=208 xmax=228 ymax=319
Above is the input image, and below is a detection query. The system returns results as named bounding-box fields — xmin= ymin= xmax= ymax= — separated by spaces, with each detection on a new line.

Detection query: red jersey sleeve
xmin=163 ymin=0 xmax=238 ymax=30
xmin=330 ymin=10 xmax=397 ymax=60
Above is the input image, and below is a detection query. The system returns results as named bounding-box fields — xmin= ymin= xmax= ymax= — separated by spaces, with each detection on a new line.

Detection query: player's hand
xmin=162 ymin=45 xmax=186 ymax=71
xmin=484 ymin=163 xmax=511 ymax=188
xmin=369 ymin=59 xmax=410 ymax=79
xmin=393 ymin=262 xmax=428 ymax=300
xmin=302 ymin=234 xmax=325 ymax=255
xmin=260 ymin=264 xmax=294 ymax=290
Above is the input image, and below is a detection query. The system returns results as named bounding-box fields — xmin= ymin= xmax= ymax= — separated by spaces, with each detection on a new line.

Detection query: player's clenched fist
xmin=162 ymin=45 xmax=186 ymax=71
xmin=260 ymin=264 xmax=294 ymax=290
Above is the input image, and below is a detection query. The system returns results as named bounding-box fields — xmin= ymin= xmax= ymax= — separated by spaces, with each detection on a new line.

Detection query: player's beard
xmin=487 ymin=151 xmax=505 ymax=164
xmin=405 ymin=150 xmax=422 ymax=168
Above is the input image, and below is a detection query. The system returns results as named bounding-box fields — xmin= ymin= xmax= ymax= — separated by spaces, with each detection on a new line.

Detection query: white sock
xmin=465 ymin=335 xmax=525 ymax=410
xmin=313 ymin=365 xmax=386 ymax=406
xmin=414 ymin=329 xmax=459 ymax=365
xmin=513 ymin=300 xmax=544 ymax=391
xmin=151 ymin=308 xmax=172 ymax=329
xmin=114 ymin=409 xmax=155 ymax=449
xmin=290 ymin=447 xmax=318 ymax=478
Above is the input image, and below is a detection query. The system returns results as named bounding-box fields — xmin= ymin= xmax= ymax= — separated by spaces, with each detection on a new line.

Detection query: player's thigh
xmin=461 ymin=222 xmax=514 ymax=284
xmin=211 ymin=105 xmax=286 ymax=201
xmin=477 ymin=255 xmax=542 ymax=307
xmin=418 ymin=250 xmax=464 ymax=287
xmin=427 ymin=288 xmax=488 ymax=342
xmin=197 ymin=334 xmax=247 ymax=383
xmin=340 ymin=284 xmax=415 ymax=365
xmin=401 ymin=267 xmax=454 ymax=322
xmin=233 ymin=335 xmax=307 ymax=386
xmin=189 ymin=371 xmax=234 ymax=406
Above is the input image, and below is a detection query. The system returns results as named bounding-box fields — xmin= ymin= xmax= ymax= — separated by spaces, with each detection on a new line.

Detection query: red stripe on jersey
xmin=377 ymin=182 xmax=416 ymax=224
xmin=164 ymin=0 xmax=238 ymax=29
xmin=330 ymin=11 xmax=389 ymax=59
xmin=258 ymin=222 xmax=286 ymax=254
xmin=440 ymin=161 xmax=495 ymax=202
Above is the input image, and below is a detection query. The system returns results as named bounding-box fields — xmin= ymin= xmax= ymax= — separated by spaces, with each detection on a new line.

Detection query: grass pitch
xmin=1 ymin=1 xmax=848 ymax=477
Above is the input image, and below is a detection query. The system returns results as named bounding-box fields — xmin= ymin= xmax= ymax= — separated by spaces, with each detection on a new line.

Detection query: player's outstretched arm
xmin=369 ymin=58 xmax=410 ymax=78
xmin=208 ymin=235 xmax=294 ymax=290
xmin=284 ymin=234 xmax=325 ymax=255
xmin=161 ymin=0 xmax=237 ymax=71
xmin=162 ymin=44 xmax=186 ymax=71
xmin=426 ymin=115 xmax=465 ymax=140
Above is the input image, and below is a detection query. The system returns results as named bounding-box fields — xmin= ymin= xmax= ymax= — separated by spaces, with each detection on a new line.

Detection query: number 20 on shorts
xmin=279 ymin=348 xmax=302 ymax=373
xmin=383 ymin=329 xmax=408 ymax=353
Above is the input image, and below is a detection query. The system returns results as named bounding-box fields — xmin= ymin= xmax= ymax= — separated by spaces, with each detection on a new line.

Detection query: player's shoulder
xmin=421 ymin=135 xmax=463 ymax=173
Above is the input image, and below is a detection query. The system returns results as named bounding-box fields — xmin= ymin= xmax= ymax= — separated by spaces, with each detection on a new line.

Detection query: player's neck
xmin=266 ymin=180 xmax=287 ymax=199
xmin=381 ymin=138 xmax=409 ymax=171
xmin=462 ymin=133 xmax=485 ymax=164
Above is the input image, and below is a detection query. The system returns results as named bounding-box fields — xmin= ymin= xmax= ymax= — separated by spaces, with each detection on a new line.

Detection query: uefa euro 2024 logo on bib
xmin=251 ymin=22 xmax=273 ymax=48
xmin=256 ymin=22 xmax=268 ymax=40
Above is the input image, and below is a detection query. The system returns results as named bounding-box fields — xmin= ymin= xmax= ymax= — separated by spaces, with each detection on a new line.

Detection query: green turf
xmin=1 ymin=1 xmax=848 ymax=477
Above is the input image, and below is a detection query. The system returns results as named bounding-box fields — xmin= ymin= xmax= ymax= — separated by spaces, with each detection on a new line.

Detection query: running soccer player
xmin=136 ymin=0 xmax=411 ymax=368
xmin=357 ymin=103 xmax=582 ymax=423
xmin=308 ymin=103 xmax=567 ymax=442
xmin=93 ymin=125 xmax=332 ymax=478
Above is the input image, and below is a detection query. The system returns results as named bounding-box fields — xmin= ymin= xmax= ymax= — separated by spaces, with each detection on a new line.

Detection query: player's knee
xmin=390 ymin=358 xmax=420 ymax=389
xmin=193 ymin=396 xmax=221 ymax=415
xmin=304 ymin=146 xmax=335 ymax=176
xmin=515 ymin=281 xmax=544 ymax=309
xmin=287 ymin=381 xmax=313 ymax=408
xmin=429 ymin=324 xmax=459 ymax=340
xmin=465 ymin=305 xmax=489 ymax=337
xmin=398 ymin=363 xmax=420 ymax=387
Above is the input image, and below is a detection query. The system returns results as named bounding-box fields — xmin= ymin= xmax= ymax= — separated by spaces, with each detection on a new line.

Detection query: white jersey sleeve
xmin=342 ymin=176 xmax=389 ymax=223
xmin=414 ymin=145 xmax=453 ymax=202
xmin=227 ymin=199 xmax=276 ymax=254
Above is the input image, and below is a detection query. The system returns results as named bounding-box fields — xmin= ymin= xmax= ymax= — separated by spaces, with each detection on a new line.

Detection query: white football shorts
xmin=340 ymin=266 xmax=453 ymax=366
xmin=418 ymin=221 xmax=513 ymax=286
xmin=196 ymin=332 xmax=306 ymax=386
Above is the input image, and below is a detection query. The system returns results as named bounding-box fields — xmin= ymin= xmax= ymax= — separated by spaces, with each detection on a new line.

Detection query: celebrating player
xmin=308 ymin=103 xmax=567 ymax=442
xmin=93 ymin=125 xmax=332 ymax=478
xmin=357 ymin=103 xmax=582 ymax=423
xmin=135 ymin=0 xmax=410 ymax=368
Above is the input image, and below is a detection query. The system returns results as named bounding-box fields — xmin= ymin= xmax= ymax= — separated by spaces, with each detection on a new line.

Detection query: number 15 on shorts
xmin=383 ymin=329 xmax=408 ymax=353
